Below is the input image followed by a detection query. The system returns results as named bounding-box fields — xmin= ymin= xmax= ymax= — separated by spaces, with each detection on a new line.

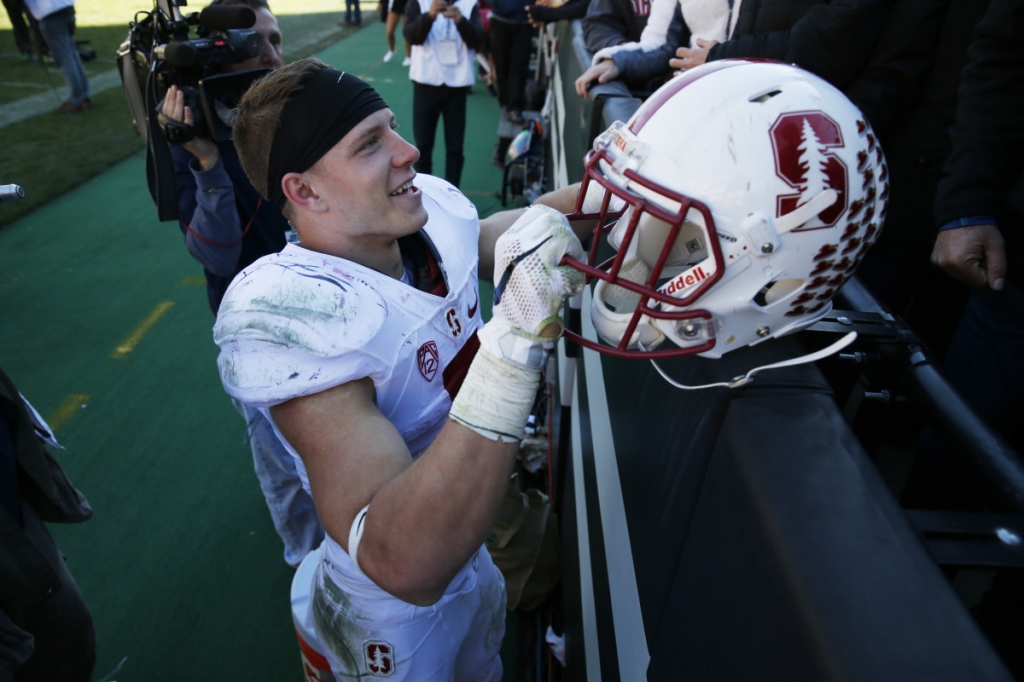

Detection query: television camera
xmin=118 ymin=0 xmax=271 ymax=221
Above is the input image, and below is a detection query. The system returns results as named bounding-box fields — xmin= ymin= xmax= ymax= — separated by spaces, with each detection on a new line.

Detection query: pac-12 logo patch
xmin=364 ymin=641 xmax=395 ymax=677
xmin=769 ymin=110 xmax=848 ymax=229
xmin=417 ymin=341 xmax=439 ymax=382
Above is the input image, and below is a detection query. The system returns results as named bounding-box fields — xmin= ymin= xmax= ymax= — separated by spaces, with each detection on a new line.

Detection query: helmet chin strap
xmin=644 ymin=331 xmax=858 ymax=390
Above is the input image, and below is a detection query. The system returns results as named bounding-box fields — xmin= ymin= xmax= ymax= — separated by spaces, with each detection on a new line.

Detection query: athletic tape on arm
xmin=348 ymin=504 xmax=371 ymax=574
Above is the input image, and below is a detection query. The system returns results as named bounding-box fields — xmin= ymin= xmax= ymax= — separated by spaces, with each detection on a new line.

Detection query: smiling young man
xmin=214 ymin=58 xmax=585 ymax=679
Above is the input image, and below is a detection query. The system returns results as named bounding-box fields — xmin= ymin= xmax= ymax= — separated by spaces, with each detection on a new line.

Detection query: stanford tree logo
xmin=364 ymin=641 xmax=395 ymax=677
xmin=769 ymin=111 xmax=848 ymax=229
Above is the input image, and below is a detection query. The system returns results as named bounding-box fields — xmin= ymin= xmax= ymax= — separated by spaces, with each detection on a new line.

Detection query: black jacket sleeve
xmin=842 ymin=0 xmax=955 ymax=137
xmin=405 ymin=0 xmax=432 ymax=44
xmin=934 ymin=0 xmax=1024 ymax=233
xmin=456 ymin=5 xmax=486 ymax=50
xmin=709 ymin=0 xmax=895 ymax=90
xmin=583 ymin=0 xmax=633 ymax=52
xmin=529 ymin=0 xmax=588 ymax=26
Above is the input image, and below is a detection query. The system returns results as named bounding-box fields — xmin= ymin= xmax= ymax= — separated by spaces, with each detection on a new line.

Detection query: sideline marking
xmin=580 ymin=287 xmax=650 ymax=679
xmin=572 ymin=375 xmax=603 ymax=682
xmin=110 ymin=301 xmax=175 ymax=358
xmin=47 ymin=393 xmax=90 ymax=433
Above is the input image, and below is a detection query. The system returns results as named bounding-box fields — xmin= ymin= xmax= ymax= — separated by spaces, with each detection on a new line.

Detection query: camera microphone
xmin=162 ymin=41 xmax=198 ymax=66
xmin=198 ymin=5 xmax=256 ymax=30
xmin=0 ymin=184 xmax=25 ymax=203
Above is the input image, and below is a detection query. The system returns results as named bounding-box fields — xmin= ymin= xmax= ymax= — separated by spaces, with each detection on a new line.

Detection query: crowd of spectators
xmin=528 ymin=0 xmax=1022 ymax=673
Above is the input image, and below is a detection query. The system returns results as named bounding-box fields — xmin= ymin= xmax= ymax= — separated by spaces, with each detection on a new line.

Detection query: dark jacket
xmin=489 ymin=0 xmax=533 ymax=23
xmin=708 ymin=0 xmax=894 ymax=91
xmin=934 ymin=0 xmax=1024 ymax=277
xmin=842 ymin=0 xmax=991 ymax=260
xmin=583 ymin=0 xmax=651 ymax=53
xmin=529 ymin=0 xmax=589 ymax=28
xmin=0 ymin=367 xmax=91 ymax=611
xmin=172 ymin=143 xmax=290 ymax=315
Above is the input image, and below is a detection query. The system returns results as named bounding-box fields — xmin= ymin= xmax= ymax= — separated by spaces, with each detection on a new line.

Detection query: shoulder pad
xmin=213 ymin=254 xmax=388 ymax=404
xmin=419 ymin=174 xmax=479 ymax=220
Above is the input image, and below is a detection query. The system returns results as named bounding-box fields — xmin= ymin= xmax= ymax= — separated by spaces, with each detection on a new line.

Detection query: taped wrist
xmin=449 ymin=346 xmax=542 ymax=442
xmin=477 ymin=318 xmax=550 ymax=370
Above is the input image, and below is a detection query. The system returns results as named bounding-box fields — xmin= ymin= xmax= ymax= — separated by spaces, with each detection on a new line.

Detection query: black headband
xmin=265 ymin=68 xmax=388 ymax=207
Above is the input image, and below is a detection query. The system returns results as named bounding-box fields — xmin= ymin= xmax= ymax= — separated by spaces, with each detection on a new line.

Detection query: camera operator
xmin=158 ymin=0 xmax=325 ymax=569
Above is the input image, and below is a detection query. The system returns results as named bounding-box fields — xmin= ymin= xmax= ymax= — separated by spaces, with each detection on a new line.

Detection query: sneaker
xmin=383 ymin=50 xmax=394 ymax=62
xmin=509 ymin=109 xmax=525 ymax=125
xmin=401 ymin=56 xmax=412 ymax=67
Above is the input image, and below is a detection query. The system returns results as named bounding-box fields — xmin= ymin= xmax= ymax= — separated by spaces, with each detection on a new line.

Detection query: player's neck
xmin=311 ymin=236 xmax=405 ymax=280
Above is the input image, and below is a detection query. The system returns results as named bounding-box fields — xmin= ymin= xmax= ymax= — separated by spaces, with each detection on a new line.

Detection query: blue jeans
xmin=37 ymin=7 xmax=89 ymax=105
xmin=345 ymin=0 xmax=362 ymax=24
xmin=235 ymin=400 xmax=324 ymax=567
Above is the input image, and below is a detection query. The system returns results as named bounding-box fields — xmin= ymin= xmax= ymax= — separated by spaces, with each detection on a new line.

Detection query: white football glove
xmin=481 ymin=205 xmax=586 ymax=368
xmin=450 ymin=205 xmax=584 ymax=442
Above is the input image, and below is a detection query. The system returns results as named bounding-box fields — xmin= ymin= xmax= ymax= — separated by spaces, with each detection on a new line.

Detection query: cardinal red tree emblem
xmin=769 ymin=111 xmax=848 ymax=229
xmin=364 ymin=641 xmax=395 ymax=677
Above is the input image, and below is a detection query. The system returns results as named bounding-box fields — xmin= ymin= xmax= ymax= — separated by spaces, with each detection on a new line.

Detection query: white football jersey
xmin=214 ymin=175 xmax=485 ymax=589
xmin=215 ymin=174 xmax=483 ymax=455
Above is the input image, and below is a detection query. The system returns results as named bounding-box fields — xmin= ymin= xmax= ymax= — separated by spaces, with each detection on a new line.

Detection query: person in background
xmin=526 ymin=0 xmax=589 ymax=32
xmin=158 ymin=0 xmax=325 ymax=570
xmin=384 ymin=0 xmax=413 ymax=65
xmin=488 ymin=0 xmax=535 ymax=125
xmin=342 ymin=0 xmax=362 ymax=25
xmin=0 ymin=367 xmax=95 ymax=682
xmin=2 ymin=0 xmax=46 ymax=62
xmin=23 ymin=0 xmax=90 ymax=113
xmin=928 ymin=2 xmax=1024 ymax=673
xmin=404 ymin=0 xmax=485 ymax=187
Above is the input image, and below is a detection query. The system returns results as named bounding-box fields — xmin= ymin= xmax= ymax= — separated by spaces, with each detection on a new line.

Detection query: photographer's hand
xmin=161 ymin=85 xmax=221 ymax=171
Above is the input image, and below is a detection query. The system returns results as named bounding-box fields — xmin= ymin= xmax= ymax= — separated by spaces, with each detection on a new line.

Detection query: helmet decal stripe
xmin=629 ymin=60 xmax=744 ymax=134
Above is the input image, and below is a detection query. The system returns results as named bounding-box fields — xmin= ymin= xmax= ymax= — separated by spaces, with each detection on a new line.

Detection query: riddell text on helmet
xmin=661 ymin=264 xmax=711 ymax=297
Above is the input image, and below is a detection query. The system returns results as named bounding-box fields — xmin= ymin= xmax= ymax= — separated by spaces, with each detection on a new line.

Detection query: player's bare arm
xmin=478 ymin=182 xmax=591 ymax=276
xmin=271 ymin=378 xmax=518 ymax=606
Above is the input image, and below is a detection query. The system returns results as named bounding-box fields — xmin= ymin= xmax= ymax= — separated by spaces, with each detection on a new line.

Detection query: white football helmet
xmin=563 ymin=59 xmax=888 ymax=359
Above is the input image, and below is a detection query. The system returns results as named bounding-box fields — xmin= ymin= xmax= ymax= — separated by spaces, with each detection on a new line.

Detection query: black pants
xmin=1 ymin=0 xmax=44 ymax=56
xmin=0 ymin=501 xmax=95 ymax=682
xmin=412 ymin=83 xmax=469 ymax=188
xmin=489 ymin=19 xmax=533 ymax=111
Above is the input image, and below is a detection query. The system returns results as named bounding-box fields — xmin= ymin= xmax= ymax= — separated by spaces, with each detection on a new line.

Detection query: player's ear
xmin=281 ymin=172 xmax=326 ymax=213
